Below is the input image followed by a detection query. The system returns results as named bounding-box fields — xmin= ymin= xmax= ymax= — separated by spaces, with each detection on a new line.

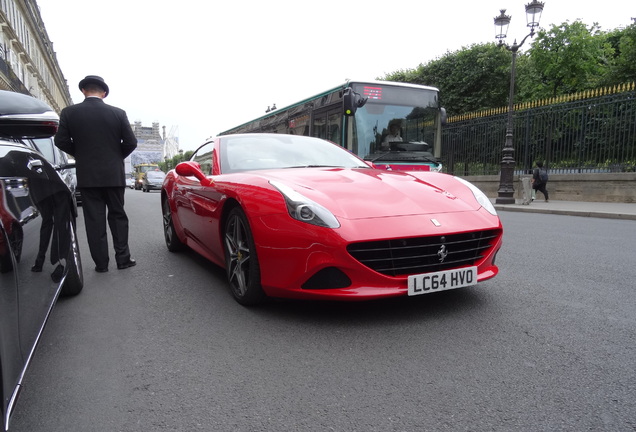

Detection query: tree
xmin=604 ymin=23 xmax=636 ymax=86
xmin=526 ymin=20 xmax=614 ymax=98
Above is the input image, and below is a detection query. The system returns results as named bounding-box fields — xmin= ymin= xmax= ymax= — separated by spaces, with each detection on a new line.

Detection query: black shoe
xmin=31 ymin=257 xmax=44 ymax=272
xmin=95 ymin=266 xmax=109 ymax=273
xmin=51 ymin=264 xmax=64 ymax=282
xmin=117 ymin=258 xmax=136 ymax=270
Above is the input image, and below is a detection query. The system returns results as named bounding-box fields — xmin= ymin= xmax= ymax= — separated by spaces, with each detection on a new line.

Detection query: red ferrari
xmin=161 ymin=134 xmax=502 ymax=305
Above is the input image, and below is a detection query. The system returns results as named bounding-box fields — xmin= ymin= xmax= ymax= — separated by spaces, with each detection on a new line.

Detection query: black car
xmin=0 ymin=90 xmax=83 ymax=431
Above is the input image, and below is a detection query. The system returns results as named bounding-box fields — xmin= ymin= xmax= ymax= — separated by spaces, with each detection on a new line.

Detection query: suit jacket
xmin=55 ymin=97 xmax=137 ymax=188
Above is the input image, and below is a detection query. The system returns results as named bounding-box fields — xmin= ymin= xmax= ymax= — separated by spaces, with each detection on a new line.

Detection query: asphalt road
xmin=10 ymin=189 xmax=636 ymax=432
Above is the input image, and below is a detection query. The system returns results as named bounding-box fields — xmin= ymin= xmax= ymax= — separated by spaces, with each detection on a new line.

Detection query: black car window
xmin=30 ymin=137 xmax=57 ymax=164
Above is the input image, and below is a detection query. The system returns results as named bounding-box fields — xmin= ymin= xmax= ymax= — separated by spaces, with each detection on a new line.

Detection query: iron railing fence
xmin=442 ymin=84 xmax=636 ymax=176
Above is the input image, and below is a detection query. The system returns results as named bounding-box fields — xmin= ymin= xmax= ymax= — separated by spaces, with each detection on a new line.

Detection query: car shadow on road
xmin=252 ymin=286 xmax=494 ymax=325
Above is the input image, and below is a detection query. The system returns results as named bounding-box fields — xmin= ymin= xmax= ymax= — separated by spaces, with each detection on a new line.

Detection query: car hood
xmin=261 ymin=168 xmax=481 ymax=220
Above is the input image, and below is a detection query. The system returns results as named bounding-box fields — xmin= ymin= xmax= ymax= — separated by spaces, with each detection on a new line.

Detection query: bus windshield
xmin=349 ymin=83 xmax=440 ymax=168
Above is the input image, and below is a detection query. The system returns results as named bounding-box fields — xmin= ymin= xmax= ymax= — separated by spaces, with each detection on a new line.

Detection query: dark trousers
xmin=533 ymin=182 xmax=549 ymax=200
xmin=34 ymin=192 xmax=71 ymax=267
xmin=80 ymin=187 xmax=131 ymax=268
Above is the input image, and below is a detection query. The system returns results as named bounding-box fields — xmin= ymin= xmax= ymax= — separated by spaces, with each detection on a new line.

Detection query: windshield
xmin=349 ymin=84 xmax=439 ymax=162
xmin=139 ymin=165 xmax=159 ymax=173
xmin=146 ymin=171 xmax=166 ymax=180
xmin=220 ymin=134 xmax=370 ymax=173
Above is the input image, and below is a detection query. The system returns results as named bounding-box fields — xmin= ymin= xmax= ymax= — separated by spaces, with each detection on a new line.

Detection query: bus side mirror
xmin=343 ymin=88 xmax=367 ymax=116
xmin=440 ymin=107 xmax=447 ymax=126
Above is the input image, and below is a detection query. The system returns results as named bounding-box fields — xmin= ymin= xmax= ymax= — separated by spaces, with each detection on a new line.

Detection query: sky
xmin=36 ymin=0 xmax=633 ymax=153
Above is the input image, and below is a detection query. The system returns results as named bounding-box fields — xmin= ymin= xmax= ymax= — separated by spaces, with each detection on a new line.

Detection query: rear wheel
xmin=162 ymin=196 xmax=186 ymax=252
xmin=224 ymin=207 xmax=265 ymax=306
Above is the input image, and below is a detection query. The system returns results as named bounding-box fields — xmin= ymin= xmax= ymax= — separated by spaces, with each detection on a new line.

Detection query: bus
xmin=219 ymin=80 xmax=447 ymax=171
xmin=133 ymin=163 xmax=160 ymax=190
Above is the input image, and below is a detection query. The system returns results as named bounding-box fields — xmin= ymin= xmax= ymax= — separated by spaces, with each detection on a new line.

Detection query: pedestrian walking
xmin=55 ymin=75 xmax=138 ymax=272
xmin=532 ymin=161 xmax=549 ymax=202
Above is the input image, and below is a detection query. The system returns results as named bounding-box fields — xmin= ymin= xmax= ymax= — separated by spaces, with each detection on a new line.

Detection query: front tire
xmin=162 ymin=196 xmax=186 ymax=252
xmin=224 ymin=207 xmax=265 ymax=306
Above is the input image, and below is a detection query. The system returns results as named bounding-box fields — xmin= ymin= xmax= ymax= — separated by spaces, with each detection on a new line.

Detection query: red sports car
xmin=161 ymin=134 xmax=502 ymax=305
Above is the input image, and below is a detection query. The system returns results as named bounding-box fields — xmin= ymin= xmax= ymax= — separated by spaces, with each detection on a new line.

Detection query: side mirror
xmin=175 ymin=161 xmax=214 ymax=186
xmin=440 ymin=107 xmax=447 ymax=126
xmin=343 ymin=88 xmax=367 ymax=116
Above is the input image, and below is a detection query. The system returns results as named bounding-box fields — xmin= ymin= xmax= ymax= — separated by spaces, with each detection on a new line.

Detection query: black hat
xmin=78 ymin=75 xmax=109 ymax=97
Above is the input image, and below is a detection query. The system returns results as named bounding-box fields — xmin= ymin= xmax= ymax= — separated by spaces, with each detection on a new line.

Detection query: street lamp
xmin=493 ymin=0 xmax=545 ymax=204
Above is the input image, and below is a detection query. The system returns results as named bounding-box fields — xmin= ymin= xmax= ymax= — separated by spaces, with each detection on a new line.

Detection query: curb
xmin=493 ymin=204 xmax=636 ymax=221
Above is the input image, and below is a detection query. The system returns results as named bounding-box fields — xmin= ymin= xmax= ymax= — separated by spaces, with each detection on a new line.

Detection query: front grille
xmin=347 ymin=229 xmax=501 ymax=277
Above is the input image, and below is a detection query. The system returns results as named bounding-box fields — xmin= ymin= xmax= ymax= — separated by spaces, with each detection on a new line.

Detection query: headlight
xmin=270 ymin=180 xmax=340 ymax=228
xmin=454 ymin=176 xmax=497 ymax=216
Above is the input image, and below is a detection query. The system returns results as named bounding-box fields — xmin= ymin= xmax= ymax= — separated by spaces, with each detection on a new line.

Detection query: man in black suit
xmin=55 ymin=75 xmax=138 ymax=272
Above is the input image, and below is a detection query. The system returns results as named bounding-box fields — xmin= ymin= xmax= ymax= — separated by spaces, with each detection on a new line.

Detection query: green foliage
xmin=160 ymin=150 xmax=194 ymax=172
xmin=527 ymin=20 xmax=614 ymax=98
xmin=382 ymin=20 xmax=633 ymax=116
xmin=604 ymin=23 xmax=636 ymax=85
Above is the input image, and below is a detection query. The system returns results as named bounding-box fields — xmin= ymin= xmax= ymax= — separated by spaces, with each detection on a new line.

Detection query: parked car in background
xmin=141 ymin=170 xmax=166 ymax=192
xmin=161 ymin=133 xmax=503 ymax=306
xmin=0 ymin=90 xmax=83 ymax=431
xmin=126 ymin=173 xmax=135 ymax=189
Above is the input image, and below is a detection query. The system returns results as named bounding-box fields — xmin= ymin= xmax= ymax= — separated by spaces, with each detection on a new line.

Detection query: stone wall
xmin=463 ymin=173 xmax=636 ymax=203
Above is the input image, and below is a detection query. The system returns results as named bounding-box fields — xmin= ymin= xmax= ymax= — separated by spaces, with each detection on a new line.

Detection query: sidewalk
xmin=491 ymin=199 xmax=636 ymax=220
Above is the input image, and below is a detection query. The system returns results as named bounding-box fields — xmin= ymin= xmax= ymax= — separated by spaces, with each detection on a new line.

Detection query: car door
xmin=174 ymin=142 xmax=224 ymax=260
xmin=0 ymin=90 xmax=83 ymax=431
xmin=0 ymin=144 xmax=56 ymax=430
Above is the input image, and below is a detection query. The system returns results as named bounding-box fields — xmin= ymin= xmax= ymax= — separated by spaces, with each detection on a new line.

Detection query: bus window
xmin=288 ymin=114 xmax=309 ymax=136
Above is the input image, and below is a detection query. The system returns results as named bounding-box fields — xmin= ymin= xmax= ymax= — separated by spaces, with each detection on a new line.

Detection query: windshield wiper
xmin=369 ymin=151 xmax=393 ymax=162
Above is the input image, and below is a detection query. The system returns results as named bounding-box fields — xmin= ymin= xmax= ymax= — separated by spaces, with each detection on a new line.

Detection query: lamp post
xmin=493 ymin=0 xmax=545 ymax=204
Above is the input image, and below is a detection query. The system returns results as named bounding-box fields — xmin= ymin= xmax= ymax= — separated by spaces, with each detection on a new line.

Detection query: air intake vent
xmin=347 ymin=229 xmax=501 ymax=277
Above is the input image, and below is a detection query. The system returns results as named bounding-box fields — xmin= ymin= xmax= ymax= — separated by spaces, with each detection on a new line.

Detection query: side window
xmin=30 ymin=138 xmax=56 ymax=164
xmin=192 ymin=142 xmax=214 ymax=176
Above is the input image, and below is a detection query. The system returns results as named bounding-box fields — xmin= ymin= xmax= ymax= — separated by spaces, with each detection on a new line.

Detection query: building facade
xmin=129 ymin=121 xmax=163 ymax=168
xmin=0 ymin=0 xmax=72 ymax=112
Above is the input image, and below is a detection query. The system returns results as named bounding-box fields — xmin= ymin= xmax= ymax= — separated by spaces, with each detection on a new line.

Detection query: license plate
xmin=408 ymin=266 xmax=477 ymax=296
